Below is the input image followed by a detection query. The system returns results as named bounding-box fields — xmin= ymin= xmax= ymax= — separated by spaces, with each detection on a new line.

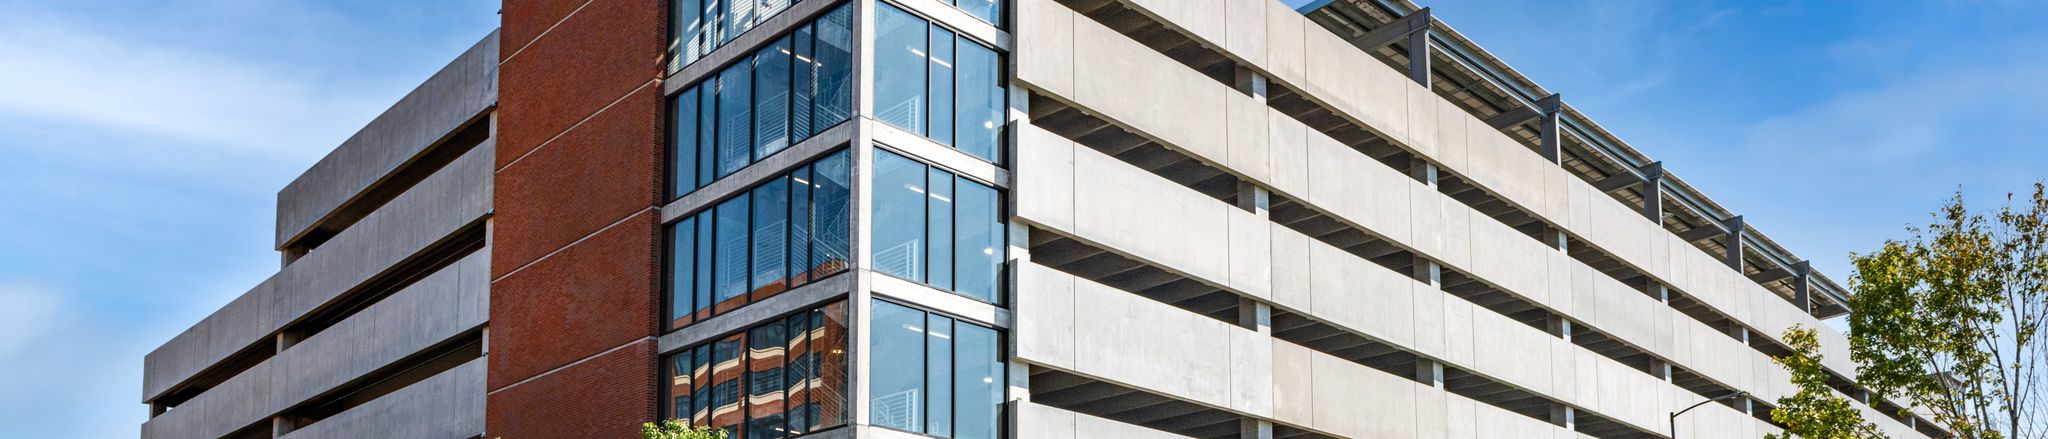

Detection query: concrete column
xmin=1238 ymin=299 xmax=1272 ymax=334
xmin=1737 ymin=397 xmax=1753 ymax=416
xmin=1550 ymin=405 xmax=1576 ymax=430
xmin=1239 ymin=419 xmax=1275 ymax=439
xmin=1408 ymin=157 xmax=1438 ymax=188
xmin=1234 ymin=67 xmax=1268 ymax=102
xmin=1412 ymin=259 xmax=1442 ymax=288
xmin=276 ymin=330 xmax=305 ymax=352
xmin=1543 ymin=227 xmax=1568 ymax=252
xmin=1237 ymin=183 xmax=1270 ymax=216
xmin=1546 ymin=315 xmax=1573 ymax=343
xmin=1648 ymin=283 xmax=1670 ymax=304
xmin=1726 ymin=325 xmax=1750 ymax=345
xmin=1651 ymin=360 xmax=1673 ymax=383
xmin=149 ymin=403 xmax=165 ymax=417
xmin=271 ymin=415 xmax=299 ymax=437
xmin=1415 ymin=359 xmax=1445 ymax=388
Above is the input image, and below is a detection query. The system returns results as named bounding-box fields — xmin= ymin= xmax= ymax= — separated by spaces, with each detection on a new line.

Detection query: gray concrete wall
xmin=143 ymin=250 xmax=487 ymax=439
xmin=274 ymin=31 xmax=498 ymax=248
xmin=276 ymin=358 xmax=485 ymax=439
xmin=144 ymin=142 xmax=493 ymax=402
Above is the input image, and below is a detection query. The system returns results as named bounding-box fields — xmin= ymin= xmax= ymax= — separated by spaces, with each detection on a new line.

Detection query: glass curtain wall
xmin=868 ymin=300 xmax=1003 ymax=439
xmin=665 ymin=301 xmax=852 ymax=438
xmin=870 ymin=150 xmax=1004 ymax=303
xmin=671 ymin=0 xmax=825 ymax=71
xmin=871 ymin=2 xmax=1006 ymax=164
xmin=671 ymin=3 xmax=855 ymax=200
xmin=669 ymin=150 xmax=852 ymax=329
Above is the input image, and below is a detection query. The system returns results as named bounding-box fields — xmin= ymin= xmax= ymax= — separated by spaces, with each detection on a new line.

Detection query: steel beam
xmin=1639 ymin=162 xmax=1664 ymax=221
xmin=1484 ymin=93 xmax=1561 ymax=129
xmin=1347 ymin=7 xmax=1431 ymax=54
xmin=1791 ymin=260 xmax=1814 ymax=313
xmin=1722 ymin=216 xmax=1746 ymax=272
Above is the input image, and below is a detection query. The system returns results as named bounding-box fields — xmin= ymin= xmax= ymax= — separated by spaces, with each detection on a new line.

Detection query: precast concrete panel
xmin=1463 ymin=210 xmax=1554 ymax=304
xmin=1408 ymin=183 xmax=1474 ymax=270
xmin=1303 ymin=125 xmax=1412 ymax=243
xmin=278 ymin=359 xmax=485 ymax=439
xmin=144 ymin=277 xmax=276 ymax=401
xmin=1261 ymin=0 xmax=1307 ymax=91
xmin=1466 ymin=302 xmax=1554 ymax=396
xmin=1269 ymin=338 xmax=1315 ymax=428
xmin=1072 ymin=146 xmax=1232 ymax=285
xmin=1221 ymin=0 xmax=1267 ymax=70
xmin=1013 ymin=124 xmax=1077 ymax=232
xmin=1224 ymin=91 xmax=1273 ymax=185
xmin=1308 ymin=352 xmax=1417 ymax=438
xmin=1268 ymin=222 xmax=1314 ymax=311
xmin=1264 ymin=107 xmax=1312 ymax=198
xmin=276 ymin=33 xmax=497 ymax=247
xmin=1306 ymin=238 xmax=1416 ymax=347
xmin=1013 ymin=263 xmax=1077 ymax=368
xmin=1299 ymin=25 xmax=1409 ymax=145
xmin=1457 ymin=120 xmax=1556 ymax=225
xmin=1014 ymin=0 xmax=1075 ymax=98
xmin=1016 ymin=402 xmax=1197 ymax=439
xmin=1067 ymin=273 xmax=1262 ymax=414
xmin=1123 ymin=0 xmax=1224 ymax=51
xmin=1069 ymin=15 xmax=1230 ymax=166
xmin=1226 ymin=207 xmax=1273 ymax=300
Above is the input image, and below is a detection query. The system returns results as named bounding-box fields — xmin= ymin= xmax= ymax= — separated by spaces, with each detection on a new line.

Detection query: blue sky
xmin=1 ymin=0 xmax=2044 ymax=437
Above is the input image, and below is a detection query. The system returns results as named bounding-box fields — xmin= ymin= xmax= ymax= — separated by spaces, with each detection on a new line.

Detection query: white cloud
xmin=0 ymin=281 xmax=68 ymax=355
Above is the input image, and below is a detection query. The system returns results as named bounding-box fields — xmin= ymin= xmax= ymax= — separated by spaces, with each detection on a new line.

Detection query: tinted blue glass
xmin=672 ymin=0 xmax=706 ymax=69
xmin=667 ymin=353 xmax=692 ymax=420
xmin=715 ymin=194 xmax=751 ymax=311
xmin=751 ymin=177 xmax=789 ymax=298
xmin=718 ymin=61 xmax=754 ymax=177
xmin=711 ymin=335 xmax=745 ymax=435
xmin=746 ymin=323 xmax=787 ymax=439
xmin=755 ymin=36 xmax=793 ymax=159
xmin=672 ymin=87 xmax=701 ymax=198
xmin=873 ymin=151 xmax=927 ymax=281
xmin=954 ymin=324 xmax=1001 ymax=439
xmin=703 ymin=0 xmax=724 ymax=56
xmin=954 ymin=181 xmax=1001 ymax=303
xmin=697 ymin=83 xmax=719 ymax=188
xmin=695 ymin=215 xmax=716 ymax=319
xmin=927 ymin=26 xmax=955 ymax=146
xmin=788 ymin=165 xmax=813 ymax=287
xmin=926 ymin=168 xmax=954 ymax=290
xmin=812 ymin=5 xmax=853 ymax=132
xmin=811 ymin=151 xmax=851 ymax=275
xmin=723 ymin=0 xmax=753 ymax=46
xmin=874 ymin=3 xmax=928 ymax=134
xmin=870 ymin=300 xmax=925 ymax=431
xmin=924 ymin=314 xmax=953 ymax=436
xmin=783 ymin=313 xmax=812 ymax=434
xmin=693 ymin=346 xmax=712 ymax=425
xmin=956 ymin=0 xmax=1000 ymax=27
xmin=955 ymin=41 xmax=1002 ymax=163
xmin=791 ymin=23 xmax=814 ymax=141
xmin=670 ymin=217 xmax=697 ymax=328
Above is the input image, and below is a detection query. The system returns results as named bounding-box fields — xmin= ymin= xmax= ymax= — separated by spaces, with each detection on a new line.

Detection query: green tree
xmin=1847 ymin=185 xmax=2048 ymax=439
xmin=641 ymin=420 xmax=727 ymax=439
xmin=1767 ymin=325 xmax=1884 ymax=439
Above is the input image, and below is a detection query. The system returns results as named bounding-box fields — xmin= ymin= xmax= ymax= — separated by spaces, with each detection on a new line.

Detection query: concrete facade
xmin=142 ymin=0 xmax=1942 ymax=438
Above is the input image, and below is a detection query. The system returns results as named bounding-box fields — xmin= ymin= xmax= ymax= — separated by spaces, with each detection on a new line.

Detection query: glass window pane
xmin=747 ymin=324 xmax=788 ymax=439
xmin=788 ymin=166 xmax=813 ymax=288
xmin=874 ymin=4 xmax=928 ymax=134
xmin=755 ymin=36 xmax=793 ymax=159
xmin=724 ymin=0 xmax=753 ymax=46
xmin=955 ymin=181 xmax=1001 ymax=303
xmin=718 ymin=61 xmax=754 ymax=177
xmin=715 ymin=194 xmax=752 ymax=313
xmin=667 ymin=353 xmax=693 ymax=421
xmin=811 ymin=150 xmax=851 ymax=277
xmin=791 ymin=23 xmax=815 ymax=141
xmin=671 ymin=88 xmax=701 ymax=198
xmin=783 ymin=313 xmax=813 ymax=435
xmin=873 ymin=151 xmax=927 ymax=282
xmin=698 ymin=83 xmax=720 ymax=188
xmin=815 ymin=302 xmax=851 ymax=428
xmin=758 ymin=0 xmax=790 ymax=23
xmin=955 ymin=41 xmax=1002 ymax=163
xmin=751 ymin=177 xmax=789 ymax=300
xmin=704 ymin=0 xmax=725 ymax=55
xmin=693 ymin=346 xmax=713 ymax=426
xmin=956 ymin=0 xmax=1001 ymax=27
xmin=954 ymin=324 xmax=1002 ymax=439
xmin=812 ymin=4 xmax=854 ymax=132
xmin=870 ymin=300 xmax=925 ymax=431
xmin=926 ymin=168 xmax=954 ymax=291
xmin=672 ymin=0 xmax=706 ymax=70
xmin=925 ymin=314 xmax=954 ymax=436
xmin=927 ymin=26 xmax=955 ymax=147
xmin=670 ymin=217 xmax=697 ymax=328
xmin=695 ymin=214 xmax=717 ymax=321
xmin=711 ymin=334 xmax=746 ymax=437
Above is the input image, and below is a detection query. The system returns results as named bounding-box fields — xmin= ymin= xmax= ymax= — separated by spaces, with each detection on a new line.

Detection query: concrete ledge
xmin=277 ymin=358 xmax=485 ymax=439
xmin=276 ymin=31 xmax=498 ymax=248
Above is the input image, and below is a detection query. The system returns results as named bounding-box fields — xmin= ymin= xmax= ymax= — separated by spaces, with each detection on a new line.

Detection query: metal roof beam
xmin=1346 ymin=7 xmax=1431 ymax=53
xmin=1485 ymin=93 xmax=1561 ymax=129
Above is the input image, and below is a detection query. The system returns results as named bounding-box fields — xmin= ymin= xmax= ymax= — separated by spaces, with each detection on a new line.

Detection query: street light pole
xmin=1669 ymin=391 xmax=1748 ymax=438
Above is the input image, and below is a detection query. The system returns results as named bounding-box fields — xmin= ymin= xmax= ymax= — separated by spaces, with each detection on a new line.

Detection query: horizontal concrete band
xmin=1014 ymin=113 xmax=1796 ymax=418
xmin=276 ymin=31 xmax=499 ymax=248
xmin=143 ymin=250 xmax=488 ymax=439
xmin=276 ymin=358 xmax=486 ymax=439
xmin=1055 ymin=0 xmax=1866 ymax=379
xmin=1014 ymin=0 xmax=1875 ymax=411
xmin=1013 ymin=263 xmax=1784 ymax=438
xmin=145 ymin=145 xmax=494 ymax=402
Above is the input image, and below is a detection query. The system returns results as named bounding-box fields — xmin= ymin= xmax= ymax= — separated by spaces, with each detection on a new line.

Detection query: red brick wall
xmin=491 ymin=0 xmax=666 ymax=435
